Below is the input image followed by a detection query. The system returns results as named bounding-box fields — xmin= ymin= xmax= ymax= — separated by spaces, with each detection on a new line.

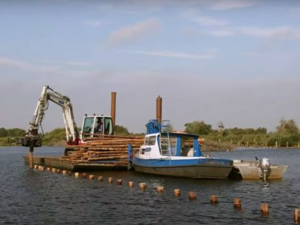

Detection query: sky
xmin=0 ymin=0 xmax=300 ymax=134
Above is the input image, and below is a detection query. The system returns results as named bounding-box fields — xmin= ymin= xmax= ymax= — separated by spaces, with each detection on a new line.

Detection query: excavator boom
xmin=22 ymin=85 xmax=79 ymax=147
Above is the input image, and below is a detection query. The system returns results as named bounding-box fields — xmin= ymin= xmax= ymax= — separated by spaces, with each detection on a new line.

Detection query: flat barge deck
xmin=22 ymin=156 xmax=128 ymax=171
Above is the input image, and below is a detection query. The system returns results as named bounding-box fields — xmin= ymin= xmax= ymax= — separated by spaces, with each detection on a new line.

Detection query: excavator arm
xmin=22 ymin=85 xmax=79 ymax=147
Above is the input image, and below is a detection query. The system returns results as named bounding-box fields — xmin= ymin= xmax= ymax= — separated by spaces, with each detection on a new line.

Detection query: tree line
xmin=0 ymin=125 xmax=131 ymax=146
xmin=1 ymin=118 xmax=299 ymax=147
xmin=184 ymin=118 xmax=300 ymax=147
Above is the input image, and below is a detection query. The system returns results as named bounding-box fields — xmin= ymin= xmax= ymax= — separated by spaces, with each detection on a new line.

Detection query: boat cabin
xmin=139 ymin=132 xmax=203 ymax=158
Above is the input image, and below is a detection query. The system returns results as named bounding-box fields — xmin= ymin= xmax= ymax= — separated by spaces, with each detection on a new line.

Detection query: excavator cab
xmin=81 ymin=114 xmax=113 ymax=139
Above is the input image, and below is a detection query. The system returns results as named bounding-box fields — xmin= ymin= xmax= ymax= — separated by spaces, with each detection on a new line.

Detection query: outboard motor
xmin=259 ymin=157 xmax=270 ymax=182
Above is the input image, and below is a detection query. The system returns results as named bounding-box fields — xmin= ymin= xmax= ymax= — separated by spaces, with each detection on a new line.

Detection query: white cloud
xmin=126 ymin=50 xmax=214 ymax=60
xmin=207 ymin=26 xmax=300 ymax=40
xmin=237 ymin=26 xmax=300 ymax=39
xmin=207 ymin=0 xmax=255 ymax=10
xmin=106 ymin=18 xmax=162 ymax=46
xmin=0 ymin=56 xmax=58 ymax=73
xmin=0 ymin=56 xmax=95 ymax=76
xmin=190 ymin=16 xmax=228 ymax=26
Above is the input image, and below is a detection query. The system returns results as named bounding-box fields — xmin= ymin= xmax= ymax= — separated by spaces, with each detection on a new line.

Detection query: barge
xmin=22 ymin=155 xmax=128 ymax=171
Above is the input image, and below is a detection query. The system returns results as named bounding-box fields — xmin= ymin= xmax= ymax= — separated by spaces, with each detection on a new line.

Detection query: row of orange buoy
xmin=33 ymin=165 xmax=300 ymax=222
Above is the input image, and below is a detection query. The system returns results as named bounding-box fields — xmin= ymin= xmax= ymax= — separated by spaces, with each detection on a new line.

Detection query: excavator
xmin=21 ymin=85 xmax=113 ymax=148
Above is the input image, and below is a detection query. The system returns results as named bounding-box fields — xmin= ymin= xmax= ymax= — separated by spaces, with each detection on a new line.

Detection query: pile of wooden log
xmin=60 ymin=135 xmax=144 ymax=164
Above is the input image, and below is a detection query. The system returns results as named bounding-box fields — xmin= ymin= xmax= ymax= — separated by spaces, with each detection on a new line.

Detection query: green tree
xmin=42 ymin=128 xmax=66 ymax=146
xmin=184 ymin=121 xmax=212 ymax=135
xmin=0 ymin=128 xmax=8 ymax=137
xmin=276 ymin=118 xmax=299 ymax=135
xmin=6 ymin=128 xmax=26 ymax=137
xmin=114 ymin=125 xmax=130 ymax=135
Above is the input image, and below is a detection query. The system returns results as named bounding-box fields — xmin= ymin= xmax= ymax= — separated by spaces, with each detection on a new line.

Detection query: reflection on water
xmin=0 ymin=147 xmax=300 ymax=224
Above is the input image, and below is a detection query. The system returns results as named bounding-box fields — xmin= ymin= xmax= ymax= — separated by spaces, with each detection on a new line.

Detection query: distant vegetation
xmin=1 ymin=118 xmax=299 ymax=149
xmin=184 ymin=118 xmax=300 ymax=149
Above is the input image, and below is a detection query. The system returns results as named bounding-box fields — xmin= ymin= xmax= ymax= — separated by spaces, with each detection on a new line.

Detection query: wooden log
xmin=87 ymin=156 xmax=127 ymax=161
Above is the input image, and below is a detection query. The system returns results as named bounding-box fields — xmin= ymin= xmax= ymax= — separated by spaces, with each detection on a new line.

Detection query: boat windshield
xmin=144 ymin=135 xmax=156 ymax=145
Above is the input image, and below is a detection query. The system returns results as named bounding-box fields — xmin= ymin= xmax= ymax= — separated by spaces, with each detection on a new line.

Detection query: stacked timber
xmin=60 ymin=135 xmax=144 ymax=164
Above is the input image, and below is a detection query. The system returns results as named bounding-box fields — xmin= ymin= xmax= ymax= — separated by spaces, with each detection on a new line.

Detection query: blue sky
xmin=1 ymin=0 xmax=300 ymax=133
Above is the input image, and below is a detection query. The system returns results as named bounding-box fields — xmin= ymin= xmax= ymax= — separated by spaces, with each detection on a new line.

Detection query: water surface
xmin=0 ymin=147 xmax=299 ymax=224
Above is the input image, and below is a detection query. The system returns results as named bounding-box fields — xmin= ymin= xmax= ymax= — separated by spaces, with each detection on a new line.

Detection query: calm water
xmin=0 ymin=147 xmax=300 ymax=225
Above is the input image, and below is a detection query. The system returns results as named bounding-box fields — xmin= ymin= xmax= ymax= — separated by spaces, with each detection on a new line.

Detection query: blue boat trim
xmin=133 ymin=157 xmax=232 ymax=168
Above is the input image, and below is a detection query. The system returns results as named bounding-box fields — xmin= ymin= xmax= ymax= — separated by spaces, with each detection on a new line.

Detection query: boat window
xmin=144 ymin=137 xmax=149 ymax=145
xmin=181 ymin=137 xmax=194 ymax=156
xmin=144 ymin=136 xmax=156 ymax=146
xmin=149 ymin=136 xmax=156 ymax=145
xmin=160 ymin=135 xmax=176 ymax=156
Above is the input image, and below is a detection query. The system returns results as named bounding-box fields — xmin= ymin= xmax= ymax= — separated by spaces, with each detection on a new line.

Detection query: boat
xmin=129 ymin=120 xmax=233 ymax=179
xmin=230 ymin=158 xmax=288 ymax=180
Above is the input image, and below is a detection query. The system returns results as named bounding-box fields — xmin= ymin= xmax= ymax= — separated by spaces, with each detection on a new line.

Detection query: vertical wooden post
xmin=29 ymin=147 xmax=34 ymax=169
xmin=156 ymin=186 xmax=164 ymax=193
xmin=174 ymin=189 xmax=181 ymax=197
xmin=188 ymin=191 xmax=196 ymax=200
xmin=261 ymin=203 xmax=269 ymax=215
xmin=139 ymin=182 xmax=147 ymax=190
xmin=156 ymin=96 xmax=162 ymax=123
xmin=117 ymin=179 xmax=122 ymax=185
xmin=128 ymin=181 xmax=134 ymax=188
xmin=210 ymin=195 xmax=218 ymax=204
xmin=111 ymin=92 xmax=117 ymax=133
xmin=233 ymin=198 xmax=242 ymax=208
xmin=295 ymin=209 xmax=300 ymax=222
